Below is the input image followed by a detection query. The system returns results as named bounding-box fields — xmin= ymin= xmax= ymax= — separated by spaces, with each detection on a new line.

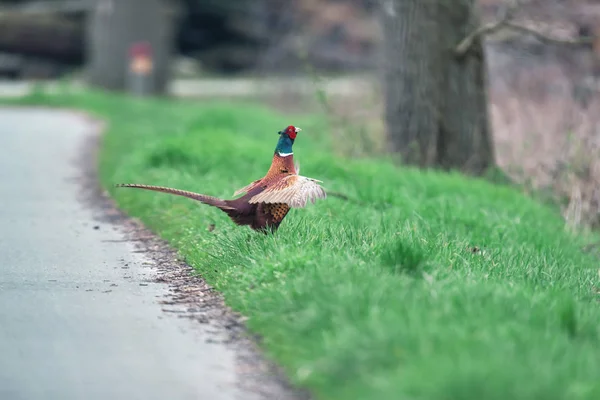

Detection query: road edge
xmin=63 ymin=107 xmax=310 ymax=400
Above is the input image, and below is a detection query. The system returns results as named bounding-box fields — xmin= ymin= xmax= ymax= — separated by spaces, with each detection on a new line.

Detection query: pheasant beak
xmin=295 ymin=127 xmax=302 ymax=133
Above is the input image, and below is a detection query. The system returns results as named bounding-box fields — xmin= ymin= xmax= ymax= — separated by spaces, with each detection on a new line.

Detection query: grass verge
xmin=8 ymin=90 xmax=600 ymax=400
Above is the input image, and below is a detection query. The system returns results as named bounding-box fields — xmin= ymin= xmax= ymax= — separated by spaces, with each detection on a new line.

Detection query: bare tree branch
xmin=455 ymin=0 xmax=593 ymax=57
xmin=455 ymin=1 xmax=515 ymax=56
xmin=501 ymin=22 xmax=594 ymax=47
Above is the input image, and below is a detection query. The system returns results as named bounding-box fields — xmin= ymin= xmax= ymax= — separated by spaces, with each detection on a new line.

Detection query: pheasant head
xmin=275 ymin=125 xmax=302 ymax=157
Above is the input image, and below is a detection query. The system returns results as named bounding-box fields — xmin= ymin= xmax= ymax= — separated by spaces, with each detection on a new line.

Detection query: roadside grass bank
xmin=7 ymin=90 xmax=600 ymax=400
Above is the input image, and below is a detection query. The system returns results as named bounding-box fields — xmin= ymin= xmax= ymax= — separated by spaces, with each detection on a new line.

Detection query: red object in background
xmin=129 ymin=42 xmax=153 ymax=75
xmin=129 ymin=42 xmax=153 ymax=59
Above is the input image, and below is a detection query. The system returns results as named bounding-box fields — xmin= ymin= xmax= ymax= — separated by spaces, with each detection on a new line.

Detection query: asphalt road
xmin=0 ymin=108 xmax=244 ymax=400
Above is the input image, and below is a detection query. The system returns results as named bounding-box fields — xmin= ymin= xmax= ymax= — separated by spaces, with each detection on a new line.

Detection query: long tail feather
xmin=115 ymin=184 xmax=234 ymax=210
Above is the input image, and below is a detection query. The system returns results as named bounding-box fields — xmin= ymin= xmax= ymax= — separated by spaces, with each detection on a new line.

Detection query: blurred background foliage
xmin=2 ymin=0 xmax=600 ymax=229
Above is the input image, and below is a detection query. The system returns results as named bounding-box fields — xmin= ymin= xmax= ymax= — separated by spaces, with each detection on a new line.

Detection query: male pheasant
xmin=116 ymin=125 xmax=326 ymax=232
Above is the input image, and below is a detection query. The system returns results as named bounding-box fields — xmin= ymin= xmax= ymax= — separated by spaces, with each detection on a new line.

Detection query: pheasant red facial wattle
xmin=116 ymin=125 xmax=325 ymax=233
xmin=285 ymin=125 xmax=299 ymax=140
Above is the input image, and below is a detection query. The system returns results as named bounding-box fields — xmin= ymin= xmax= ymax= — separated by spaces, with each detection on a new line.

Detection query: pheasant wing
xmin=249 ymin=175 xmax=326 ymax=208
xmin=233 ymin=178 xmax=262 ymax=197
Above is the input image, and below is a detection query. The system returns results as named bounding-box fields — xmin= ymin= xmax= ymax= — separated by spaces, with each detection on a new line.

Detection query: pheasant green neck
xmin=275 ymin=134 xmax=294 ymax=157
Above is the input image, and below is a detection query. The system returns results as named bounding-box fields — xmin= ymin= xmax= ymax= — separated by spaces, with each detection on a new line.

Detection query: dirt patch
xmin=72 ymin=110 xmax=310 ymax=400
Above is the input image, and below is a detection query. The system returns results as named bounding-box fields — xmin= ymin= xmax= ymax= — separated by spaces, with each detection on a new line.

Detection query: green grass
xmin=9 ymin=90 xmax=600 ymax=399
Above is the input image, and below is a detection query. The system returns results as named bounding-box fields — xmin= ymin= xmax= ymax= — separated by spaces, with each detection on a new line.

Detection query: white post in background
xmin=126 ymin=42 xmax=154 ymax=96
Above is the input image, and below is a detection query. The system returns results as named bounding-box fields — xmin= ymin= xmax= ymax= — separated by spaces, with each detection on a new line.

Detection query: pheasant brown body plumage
xmin=116 ymin=125 xmax=326 ymax=232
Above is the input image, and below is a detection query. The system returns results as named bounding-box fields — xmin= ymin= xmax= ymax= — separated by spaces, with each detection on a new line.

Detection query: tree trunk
xmin=86 ymin=0 xmax=177 ymax=94
xmin=379 ymin=0 xmax=495 ymax=175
